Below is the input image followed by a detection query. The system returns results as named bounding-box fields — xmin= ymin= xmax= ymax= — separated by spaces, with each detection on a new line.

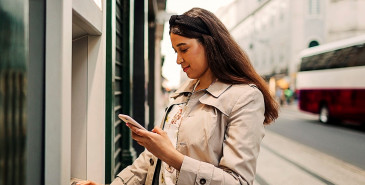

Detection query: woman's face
xmin=170 ymin=33 xmax=211 ymax=80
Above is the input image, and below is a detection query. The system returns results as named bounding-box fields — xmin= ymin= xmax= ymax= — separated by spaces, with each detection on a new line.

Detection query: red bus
xmin=296 ymin=35 xmax=365 ymax=124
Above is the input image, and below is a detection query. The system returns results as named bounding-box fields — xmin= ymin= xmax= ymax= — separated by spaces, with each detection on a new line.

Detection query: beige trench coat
xmin=112 ymin=79 xmax=265 ymax=185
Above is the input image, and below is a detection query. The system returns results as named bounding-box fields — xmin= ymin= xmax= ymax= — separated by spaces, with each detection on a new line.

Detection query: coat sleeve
xmin=177 ymin=87 xmax=266 ymax=185
xmin=111 ymin=150 xmax=154 ymax=185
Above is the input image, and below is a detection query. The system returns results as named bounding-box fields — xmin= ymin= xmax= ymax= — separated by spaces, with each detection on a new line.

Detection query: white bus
xmin=296 ymin=35 xmax=365 ymax=124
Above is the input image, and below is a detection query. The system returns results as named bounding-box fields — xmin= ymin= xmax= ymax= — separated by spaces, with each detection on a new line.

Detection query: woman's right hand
xmin=127 ymin=124 xmax=184 ymax=170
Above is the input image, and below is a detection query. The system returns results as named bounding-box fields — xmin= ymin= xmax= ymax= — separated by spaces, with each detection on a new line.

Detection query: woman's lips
xmin=183 ymin=66 xmax=190 ymax=72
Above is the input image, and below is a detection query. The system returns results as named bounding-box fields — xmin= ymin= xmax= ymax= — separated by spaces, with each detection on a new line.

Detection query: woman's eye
xmin=180 ymin=49 xmax=188 ymax=53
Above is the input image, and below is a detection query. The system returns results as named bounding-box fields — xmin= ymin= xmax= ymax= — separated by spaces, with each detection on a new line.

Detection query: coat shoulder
xmin=200 ymin=83 xmax=264 ymax=116
xmin=223 ymin=84 xmax=263 ymax=101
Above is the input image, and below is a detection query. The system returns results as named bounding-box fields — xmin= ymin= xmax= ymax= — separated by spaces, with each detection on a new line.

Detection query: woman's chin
xmin=186 ymin=74 xmax=198 ymax=79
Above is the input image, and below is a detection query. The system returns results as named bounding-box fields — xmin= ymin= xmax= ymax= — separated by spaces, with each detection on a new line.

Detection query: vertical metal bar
xmin=105 ymin=0 xmax=115 ymax=182
xmin=120 ymin=0 xmax=135 ymax=172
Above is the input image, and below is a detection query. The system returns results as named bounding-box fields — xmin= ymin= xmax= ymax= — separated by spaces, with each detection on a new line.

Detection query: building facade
xmin=216 ymin=0 xmax=365 ymax=89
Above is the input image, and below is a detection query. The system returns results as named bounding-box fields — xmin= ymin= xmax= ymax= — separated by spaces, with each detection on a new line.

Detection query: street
xmin=254 ymin=103 xmax=365 ymax=185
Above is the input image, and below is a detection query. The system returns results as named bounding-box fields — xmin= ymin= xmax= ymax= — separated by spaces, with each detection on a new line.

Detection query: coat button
xmin=199 ymin=178 xmax=206 ymax=184
xmin=149 ymin=158 xmax=154 ymax=166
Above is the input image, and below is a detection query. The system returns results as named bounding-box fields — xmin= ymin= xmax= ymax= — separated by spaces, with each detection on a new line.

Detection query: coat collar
xmin=171 ymin=79 xmax=232 ymax=99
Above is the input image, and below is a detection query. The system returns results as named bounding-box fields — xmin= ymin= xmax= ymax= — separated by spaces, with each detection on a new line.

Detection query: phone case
xmin=118 ymin=114 xmax=146 ymax=130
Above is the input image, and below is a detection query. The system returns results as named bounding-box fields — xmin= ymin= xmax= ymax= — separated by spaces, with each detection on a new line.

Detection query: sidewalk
xmin=279 ymin=100 xmax=301 ymax=111
xmin=254 ymin=127 xmax=365 ymax=185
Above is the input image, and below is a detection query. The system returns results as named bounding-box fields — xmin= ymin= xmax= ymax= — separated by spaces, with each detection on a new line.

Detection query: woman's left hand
xmin=127 ymin=124 xmax=184 ymax=170
xmin=76 ymin=180 xmax=100 ymax=185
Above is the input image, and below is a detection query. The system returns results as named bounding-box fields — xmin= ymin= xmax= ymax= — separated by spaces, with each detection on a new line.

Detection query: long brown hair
xmin=170 ymin=8 xmax=278 ymax=124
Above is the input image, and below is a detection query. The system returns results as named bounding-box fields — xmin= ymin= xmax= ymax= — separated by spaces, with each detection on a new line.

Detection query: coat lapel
xmin=199 ymin=81 xmax=232 ymax=116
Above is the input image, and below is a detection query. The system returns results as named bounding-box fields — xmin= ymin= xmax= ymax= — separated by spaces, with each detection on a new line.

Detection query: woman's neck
xmin=195 ymin=71 xmax=216 ymax=91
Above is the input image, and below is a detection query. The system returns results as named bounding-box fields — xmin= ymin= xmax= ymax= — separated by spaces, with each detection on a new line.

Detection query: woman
xmin=79 ymin=7 xmax=278 ymax=185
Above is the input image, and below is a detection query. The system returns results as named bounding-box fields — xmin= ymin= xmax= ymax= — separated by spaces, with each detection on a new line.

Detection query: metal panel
xmin=0 ymin=0 xmax=28 ymax=185
xmin=27 ymin=0 xmax=46 ymax=184
xmin=105 ymin=0 xmax=134 ymax=183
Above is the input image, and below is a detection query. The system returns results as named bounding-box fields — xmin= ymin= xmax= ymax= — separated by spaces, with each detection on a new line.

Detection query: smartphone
xmin=118 ymin=114 xmax=147 ymax=130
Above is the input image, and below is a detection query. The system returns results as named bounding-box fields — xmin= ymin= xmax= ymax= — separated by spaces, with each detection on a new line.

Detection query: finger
xmin=76 ymin=181 xmax=90 ymax=185
xmin=131 ymin=132 xmax=143 ymax=141
xmin=152 ymin=126 xmax=165 ymax=135
xmin=130 ymin=133 xmax=145 ymax=146
xmin=127 ymin=123 xmax=148 ymax=136
xmin=132 ymin=132 xmax=152 ymax=147
xmin=128 ymin=124 xmax=152 ymax=137
xmin=126 ymin=123 xmax=142 ymax=135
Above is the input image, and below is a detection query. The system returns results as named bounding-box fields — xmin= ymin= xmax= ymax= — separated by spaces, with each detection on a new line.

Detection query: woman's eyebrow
xmin=172 ymin=43 xmax=187 ymax=51
xmin=176 ymin=43 xmax=187 ymax=47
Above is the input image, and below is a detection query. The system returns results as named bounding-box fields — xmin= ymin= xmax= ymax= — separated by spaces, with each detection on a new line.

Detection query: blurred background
xmin=1 ymin=0 xmax=364 ymax=185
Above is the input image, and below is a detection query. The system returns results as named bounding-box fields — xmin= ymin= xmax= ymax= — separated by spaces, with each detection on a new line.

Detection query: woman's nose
xmin=176 ymin=55 xmax=183 ymax=64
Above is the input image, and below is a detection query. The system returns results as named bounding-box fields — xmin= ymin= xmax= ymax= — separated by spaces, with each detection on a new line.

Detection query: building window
xmin=279 ymin=11 xmax=284 ymax=21
xmin=308 ymin=0 xmax=320 ymax=15
xmin=308 ymin=40 xmax=319 ymax=48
